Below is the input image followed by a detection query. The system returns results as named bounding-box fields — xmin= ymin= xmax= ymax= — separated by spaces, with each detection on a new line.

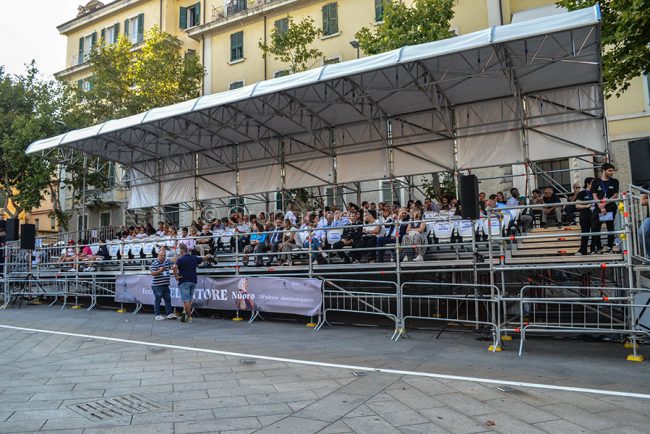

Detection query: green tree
xmin=0 ymin=63 xmax=102 ymax=227
xmin=83 ymin=25 xmax=205 ymax=122
xmin=355 ymin=0 xmax=456 ymax=55
xmin=259 ymin=16 xmax=324 ymax=73
xmin=556 ymin=0 xmax=650 ymax=97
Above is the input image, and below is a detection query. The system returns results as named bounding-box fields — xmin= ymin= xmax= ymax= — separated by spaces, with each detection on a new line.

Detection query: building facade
xmin=54 ymin=0 xmax=650 ymax=224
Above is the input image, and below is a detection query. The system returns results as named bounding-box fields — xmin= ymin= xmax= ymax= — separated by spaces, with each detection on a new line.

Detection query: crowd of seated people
xmin=49 ymin=185 xmax=596 ymax=268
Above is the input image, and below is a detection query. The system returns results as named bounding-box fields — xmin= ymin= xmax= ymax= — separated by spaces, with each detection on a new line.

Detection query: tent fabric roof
xmin=27 ymin=6 xmax=606 ymax=208
xmin=28 ymin=6 xmax=601 ymax=160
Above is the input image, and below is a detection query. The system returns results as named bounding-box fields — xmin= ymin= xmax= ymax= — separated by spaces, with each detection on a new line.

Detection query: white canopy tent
xmin=27 ymin=6 xmax=606 ymax=210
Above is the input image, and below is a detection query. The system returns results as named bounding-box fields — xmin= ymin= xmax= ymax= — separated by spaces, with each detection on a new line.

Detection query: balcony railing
xmin=211 ymin=0 xmax=280 ymax=22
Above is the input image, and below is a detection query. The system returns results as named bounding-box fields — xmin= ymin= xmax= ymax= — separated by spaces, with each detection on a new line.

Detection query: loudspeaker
xmin=20 ymin=224 xmax=36 ymax=250
xmin=6 ymin=218 xmax=19 ymax=241
xmin=460 ymin=175 xmax=480 ymax=220
xmin=629 ymin=138 xmax=650 ymax=189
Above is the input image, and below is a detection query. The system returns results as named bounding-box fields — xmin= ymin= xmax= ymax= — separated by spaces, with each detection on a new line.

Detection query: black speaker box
xmin=6 ymin=218 xmax=19 ymax=241
xmin=460 ymin=175 xmax=480 ymax=220
xmin=20 ymin=224 xmax=36 ymax=250
xmin=629 ymin=138 xmax=650 ymax=189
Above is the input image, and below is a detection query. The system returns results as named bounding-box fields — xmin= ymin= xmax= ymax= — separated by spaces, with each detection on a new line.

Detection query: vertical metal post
xmin=81 ymin=155 xmax=88 ymax=236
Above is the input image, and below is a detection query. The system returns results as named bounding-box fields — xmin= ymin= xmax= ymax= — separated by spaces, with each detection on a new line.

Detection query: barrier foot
xmin=488 ymin=344 xmax=503 ymax=352
xmin=71 ymin=305 xmax=82 ymax=310
xmin=306 ymin=322 xmax=317 ymax=328
xmin=29 ymin=298 xmax=44 ymax=305
xmin=624 ymin=341 xmax=639 ymax=349
xmin=501 ymin=335 xmax=513 ymax=341
xmin=626 ymin=354 xmax=645 ymax=362
xmin=116 ymin=309 xmax=127 ymax=313
xmin=232 ymin=311 xmax=243 ymax=321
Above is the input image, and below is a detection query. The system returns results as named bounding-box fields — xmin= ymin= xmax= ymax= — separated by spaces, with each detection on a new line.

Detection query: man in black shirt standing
xmin=590 ymin=163 xmax=619 ymax=253
xmin=575 ymin=177 xmax=594 ymax=255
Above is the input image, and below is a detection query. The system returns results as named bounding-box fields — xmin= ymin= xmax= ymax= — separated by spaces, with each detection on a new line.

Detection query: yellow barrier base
xmin=29 ymin=299 xmax=44 ymax=305
xmin=305 ymin=322 xmax=317 ymax=328
xmin=116 ymin=309 xmax=127 ymax=313
xmin=488 ymin=345 xmax=502 ymax=352
xmin=71 ymin=305 xmax=82 ymax=309
xmin=624 ymin=341 xmax=639 ymax=349
xmin=232 ymin=317 xmax=243 ymax=321
xmin=501 ymin=335 xmax=513 ymax=341
xmin=626 ymin=354 xmax=645 ymax=362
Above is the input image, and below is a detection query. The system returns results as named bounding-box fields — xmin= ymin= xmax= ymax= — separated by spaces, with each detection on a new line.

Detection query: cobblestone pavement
xmin=0 ymin=305 xmax=648 ymax=433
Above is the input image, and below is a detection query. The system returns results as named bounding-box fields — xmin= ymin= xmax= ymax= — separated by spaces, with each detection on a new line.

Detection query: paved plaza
xmin=0 ymin=304 xmax=648 ymax=433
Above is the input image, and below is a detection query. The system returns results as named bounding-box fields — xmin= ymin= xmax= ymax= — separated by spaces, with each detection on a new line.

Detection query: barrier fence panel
xmin=628 ymin=185 xmax=650 ymax=263
xmin=401 ymin=281 xmax=502 ymax=350
xmin=514 ymin=285 xmax=650 ymax=357
xmin=316 ymin=278 xmax=400 ymax=339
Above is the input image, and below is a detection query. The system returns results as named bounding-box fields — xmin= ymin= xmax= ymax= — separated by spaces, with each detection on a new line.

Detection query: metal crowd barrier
xmin=401 ymin=281 xmax=502 ymax=350
xmin=512 ymin=285 xmax=650 ymax=358
xmin=316 ymin=278 xmax=400 ymax=339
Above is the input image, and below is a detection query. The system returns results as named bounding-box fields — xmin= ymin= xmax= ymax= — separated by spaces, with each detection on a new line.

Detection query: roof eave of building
xmin=57 ymin=0 xmax=148 ymax=34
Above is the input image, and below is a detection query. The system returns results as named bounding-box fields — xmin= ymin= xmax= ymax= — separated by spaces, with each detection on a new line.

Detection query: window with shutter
xmin=78 ymin=38 xmax=84 ymax=65
xmin=274 ymin=18 xmax=288 ymax=35
xmin=230 ymin=31 xmax=244 ymax=61
xmin=322 ymin=3 xmax=338 ymax=36
xmin=137 ymin=14 xmax=144 ymax=43
xmin=375 ymin=0 xmax=386 ymax=22
xmin=179 ymin=6 xmax=187 ymax=29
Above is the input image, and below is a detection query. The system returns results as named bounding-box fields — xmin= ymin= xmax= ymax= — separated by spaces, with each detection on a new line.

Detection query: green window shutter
xmin=91 ymin=31 xmax=97 ymax=47
xmin=375 ymin=0 xmax=383 ymax=22
xmin=195 ymin=3 xmax=201 ymax=25
xmin=77 ymin=79 xmax=83 ymax=90
xmin=322 ymin=5 xmax=328 ymax=35
xmin=330 ymin=3 xmax=338 ymax=34
xmin=78 ymin=37 xmax=84 ymax=64
xmin=124 ymin=19 xmax=130 ymax=39
xmin=100 ymin=28 xmax=106 ymax=44
xmin=179 ymin=7 xmax=187 ymax=29
xmin=137 ymin=13 xmax=144 ymax=43
xmin=114 ymin=22 xmax=120 ymax=38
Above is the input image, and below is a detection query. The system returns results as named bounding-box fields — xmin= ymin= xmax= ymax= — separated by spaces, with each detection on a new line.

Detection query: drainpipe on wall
xmin=263 ymin=15 xmax=267 ymax=80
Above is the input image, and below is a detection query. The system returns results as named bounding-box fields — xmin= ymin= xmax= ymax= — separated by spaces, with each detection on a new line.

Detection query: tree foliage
xmin=356 ymin=0 xmax=456 ymax=55
xmin=259 ymin=16 xmax=324 ymax=74
xmin=556 ymin=0 xmax=650 ymax=97
xmin=0 ymin=63 xmax=102 ymax=226
xmin=83 ymin=25 xmax=205 ymax=122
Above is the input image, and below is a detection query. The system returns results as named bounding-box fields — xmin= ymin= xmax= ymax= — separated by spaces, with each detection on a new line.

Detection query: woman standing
xmin=575 ymin=177 xmax=594 ymax=256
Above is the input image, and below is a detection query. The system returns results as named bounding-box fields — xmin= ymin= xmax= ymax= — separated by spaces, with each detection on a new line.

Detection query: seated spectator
xmin=541 ymin=187 xmax=563 ymax=228
xmin=439 ymin=196 xmax=450 ymax=211
xmin=265 ymin=217 xmax=285 ymax=266
xmin=360 ymin=210 xmax=381 ymax=262
xmin=506 ymin=188 xmax=533 ymax=233
xmin=196 ymin=224 xmax=214 ymax=257
xmin=179 ymin=227 xmax=196 ymax=252
xmin=496 ymin=191 xmax=507 ymax=205
xmin=564 ymin=183 xmax=581 ymax=225
xmin=145 ymin=223 xmax=156 ymax=236
xmin=242 ymin=223 xmax=268 ymax=266
xmin=530 ymin=189 xmax=543 ymax=225
xmin=424 ymin=197 xmax=440 ymax=213
xmin=479 ymin=192 xmax=487 ymax=213
xmin=402 ymin=210 xmax=427 ymax=262
xmin=155 ymin=222 xmax=166 ymax=237
xmin=58 ymin=240 xmax=78 ymax=266
xmin=135 ymin=227 xmax=148 ymax=239
xmin=332 ymin=211 xmax=363 ymax=264
xmin=280 ymin=219 xmax=300 ymax=266
xmin=376 ymin=208 xmax=398 ymax=262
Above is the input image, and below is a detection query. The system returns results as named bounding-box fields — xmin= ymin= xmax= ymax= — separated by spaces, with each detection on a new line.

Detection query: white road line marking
xmin=0 ymin=323 xmax=648 ymax=400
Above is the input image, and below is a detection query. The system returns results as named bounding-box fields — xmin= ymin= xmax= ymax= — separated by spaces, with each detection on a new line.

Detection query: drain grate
xmin=68 ymin=394 xmax=165 ymax=421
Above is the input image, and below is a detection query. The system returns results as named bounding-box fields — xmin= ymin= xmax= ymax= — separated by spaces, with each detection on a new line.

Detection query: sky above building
xmin=0 ymin=0 xmax=90 ymax=79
